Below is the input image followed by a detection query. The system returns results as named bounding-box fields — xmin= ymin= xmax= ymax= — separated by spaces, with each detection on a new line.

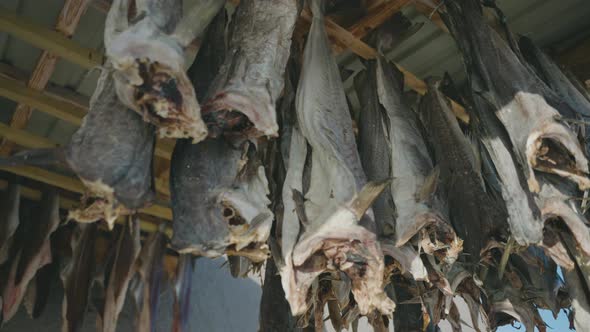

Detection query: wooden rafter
xmin=0 ymin=122 xmax=171 ymax=197
xmin=0 ymin=165 xmax=172 ymax=220
xmin=0 ymin=0 xmax=91 ymax=156
xmin=0 ymin=9 xmax=104 ymax=69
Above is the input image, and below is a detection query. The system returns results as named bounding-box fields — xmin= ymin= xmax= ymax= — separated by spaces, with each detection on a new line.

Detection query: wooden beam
xmin=0 ymin=0 xmax=91 ymax=156
xmin=0 ymin=9 xmax=104 ymax=69
xmin=0 ymin=165 xmax=172 ymax=220
xmin=0 ymin=73 xmax=174 ymax=159
xmin=0 ymin=123 xmax=171 ymax=197
xmin=0 ymin=178 xmax=168 ymax=234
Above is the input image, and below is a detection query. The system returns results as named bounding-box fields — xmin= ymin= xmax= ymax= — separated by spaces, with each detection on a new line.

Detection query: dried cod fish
xmin=62 ymin=223 xmax=98 ymax=332
xmin=442 ymin=0 xmax=590 ymax=192
xmin=519 ymin=36 xmax=590 ymax=117
xmin=203 ymin=0 xmax=300 ymax=138
xmin=560 ymin=231 xmax=590 ymax=332
xmin=260 ymin=258 xmax=299 ymax=332
xmin=469 ymin=92 xmax=544 ymax=246
xmin=418 ymin=79 xmax=507 ymax=261
xmin=0 ymin=68 xmax=156 ymax=229
xmin=357 ymin=45 xmax=461 ymax=263
xmin=130 ymin=227 xmax=167 ymax=332
xmin=98 ymin=217 xmax=141 ymax=332
xmin=170 ymin=137 xmax=272 ymax=261
xmin=0 ymin=184 xmax=20 ymax=264
xmin=105 ymin=0 xmax=225 ymax=141
xmin=171 ymin=254 xmax=196 ymax=332
xmin=285 ymin=0 xmax=394 ymax=317
xmin=2 ymin=192 xmax=60 ymax=322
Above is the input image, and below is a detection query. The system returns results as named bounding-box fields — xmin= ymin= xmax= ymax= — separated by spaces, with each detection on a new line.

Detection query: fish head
xmin=107 ymin=20 xmax=207 ymax=142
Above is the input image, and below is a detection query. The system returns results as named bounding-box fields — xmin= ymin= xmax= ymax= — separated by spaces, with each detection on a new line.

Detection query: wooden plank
xmin=0 ymin=165 xmax=172 ymax=220
xmin=345 ymin=0 xmax=412 ymax=42
xmin=0 ymin=178 xmax=168 ymax=234
xmin=0 ymin=75 xmax=85 ymax=126
xmin=0 ymin=8 xmax=104 ymax=69
xmin=0 ymin=73 xmax=173 ymax=159
xmin=0 ymin=123 xmax=171 ymax=196
xmin=0 ymin=0 xmax=91 ymax=156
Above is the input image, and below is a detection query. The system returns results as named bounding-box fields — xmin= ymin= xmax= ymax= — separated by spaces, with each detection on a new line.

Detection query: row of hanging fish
xmin=1 ymin=0 xmax=590 ymax=330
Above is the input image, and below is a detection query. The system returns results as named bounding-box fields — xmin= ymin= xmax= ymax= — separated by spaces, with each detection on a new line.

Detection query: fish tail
xmin=310 ymin=0 xmax=325 ymax=19
xmin=0 ymin=148 xmax=67 ymax=168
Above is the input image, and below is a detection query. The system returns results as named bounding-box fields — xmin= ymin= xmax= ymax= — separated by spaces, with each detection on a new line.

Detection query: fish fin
xmin=418 ymin=167 xmax=440 ymax=202
xmin=0 ymin=148 xmax=67 ymax=168
xmin=348 ymin=179 xmax=391 ymax=220
xmin=292 ymin=189 xmax=310 ymax=228
xmin=310 ymin=0 xmax=325 ymax=18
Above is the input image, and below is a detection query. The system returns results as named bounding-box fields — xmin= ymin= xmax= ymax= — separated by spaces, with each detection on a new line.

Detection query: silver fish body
xmin=203 ymin=0 xmax=300 ymax=138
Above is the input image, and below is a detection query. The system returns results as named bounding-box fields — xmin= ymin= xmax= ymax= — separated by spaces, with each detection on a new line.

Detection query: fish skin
xmin=0 ymin=184 xmax=20 ymax=264
xmin=171 ymin=254 xmax=196 ymax=332
xmin=519 ymin=36 xmax=590 ymax=117
xmin=418 ymin=79 xmax=507 ymax=261
xmin=560 ymin=231 xmax=590 ymax=332
xmin=203 ymin=0 xmax=300 ymax=138
xmin=170 ymin=137 xmax=272 ymax=259
xmin=442 ymin=0 xmax=590 ymax=192
xmin=2 ymin=192 xmax=60 ymax=322
xmin=66 ymin=68 xmax=156 ymax=228
xmin=468 ymin=91 xmax=544 ymax=246
xmin=105 ymin=0 xmax=225 ymax=142
xmin=132 ymin=228 xmax=167 ymax=332
xmin=287 ymin=0 xmax=393 ymax=317
xmin=98 ymin=217 xmax=141 ymax=332
xmin=260 ymin=258 xmax=299 ymax=332
xmin=61 ymin=223 xmax=97 ymax=332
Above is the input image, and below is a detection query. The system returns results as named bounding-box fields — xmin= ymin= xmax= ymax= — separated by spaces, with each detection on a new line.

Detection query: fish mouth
xmin=526 ymin=121 xmax=590 ymax=192
xmin=202 ymin=90 xmax=279 ymax=138
xmin=67 ymin=180 xmax=131 ymax=229
xmin=115 ymin=58 xmax=207 ymax=142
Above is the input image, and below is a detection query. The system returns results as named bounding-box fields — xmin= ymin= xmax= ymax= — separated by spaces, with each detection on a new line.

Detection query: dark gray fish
xmin=285 ymin=0 xmax=394 ymax=316
xmin=105 ymin=0 xmax=225 ymax=142
xmin=0 ymin=69 xmax=156 ymax=229
xmin=560 ymin=231 xmax=590 ymax=332
xmin=61 ymin=223 xmax=98 ymax=332
xmin=99 ymin=217 xmax=141 ymax=332
xmin=2 ymin=191 xmax=60 ymax=322
xmin=171 ymin=254 xmax=196 ymax=332
xmin=202 ymin=0 xmax=300 ymax=138
xmin=418 ymin=79 xmax=507 ymax=261
xmin=519 ymin=36 xmax=590 ymax=117
xmin=170 ymin=137 xmax=272 ymax=261
xmin=131 ymin=227 xmax=167 ymax=332
xmin=442 ymin=0 xmax=590 ymax=192
xmin=0 ymin=184 xmax=20 ymax=264
xmin=469 ymin=92 xmax=544 ymax=246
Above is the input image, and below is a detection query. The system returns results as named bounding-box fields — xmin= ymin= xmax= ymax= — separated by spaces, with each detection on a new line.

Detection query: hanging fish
xmin=104 ymin=0 xmax=225 ymax=142
xmin=357 ymin=39 xmax=461 ymax=263
xmin=418 ymin=79 xmax=507 ymax=262
xmin=203 ymin=0 xmax=300 ymax=138
xmin=0 ymin=184 xmax=20 ymax=264
xmin=284 ymin=0 xmax=394 ymax=317
xmin=468 ymin=91 xmax=544 ymax=246
xmin=0 ymin=68 xmax=156 ymax=229
xmin=98 ymin=217 xmax=141 ymax=332
xmin=129 ymin=227 xmax=167 ymax=332
xmin=442 ymin=0 xmax=590 ymax=192
xmin=2 ymin=191 xmax=60 ymax=322
xmin=61 ymin=223 xmax=98 ymax=332
xmin=170 ymin=137 xmax=272 ymax=261
xmin=171 ymin=254 xmax=195 ymax=332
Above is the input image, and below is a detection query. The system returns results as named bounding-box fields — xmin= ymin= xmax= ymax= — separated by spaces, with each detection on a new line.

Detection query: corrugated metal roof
xmin=0 ymin=0 xmax=589 ymax=154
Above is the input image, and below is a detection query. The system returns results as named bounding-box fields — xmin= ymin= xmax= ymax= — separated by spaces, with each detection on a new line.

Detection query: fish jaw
xmin=202 ymin=89 xmax=279 ymax=138
xmin=107 ymin=20 xmax=207 ymax=142
xmin=67 ymin=179 xmax=131 ymax=229
xmin=291 ymin=208 xmax=395 ymax=316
